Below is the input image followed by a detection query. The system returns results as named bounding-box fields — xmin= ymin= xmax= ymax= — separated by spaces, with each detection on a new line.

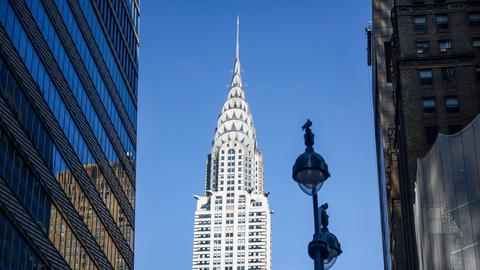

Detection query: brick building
xmin=369 ymin=0 xmax=480 ymax=269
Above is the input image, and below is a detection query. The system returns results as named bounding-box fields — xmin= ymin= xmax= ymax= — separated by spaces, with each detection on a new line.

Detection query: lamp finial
xmin=302 ymin=119 xmax=314 ymax=152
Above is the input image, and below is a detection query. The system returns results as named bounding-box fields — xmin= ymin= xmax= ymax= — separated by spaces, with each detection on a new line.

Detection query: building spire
xmin=232 ymin=15 xmax=242 ymax=84
xmin=236 ymin=15 xmax=240 ymax=60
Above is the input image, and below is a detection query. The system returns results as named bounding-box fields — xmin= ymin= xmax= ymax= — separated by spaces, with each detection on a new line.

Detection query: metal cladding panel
xmin=415 ymin=114 xmax=480 ymax=270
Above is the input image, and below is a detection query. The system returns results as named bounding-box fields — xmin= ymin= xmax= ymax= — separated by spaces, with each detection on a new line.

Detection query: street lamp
xmin=292 ymin=119 xmax=342 ymax=270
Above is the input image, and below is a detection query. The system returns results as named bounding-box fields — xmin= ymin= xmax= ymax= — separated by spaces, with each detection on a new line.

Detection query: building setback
xmin=0 ymin=0 xmax=139 ymax=269
xmin=192 ymin=18 xmax=272 ymax=270
xmin=369 ymin=0 xmax=480 ymax=269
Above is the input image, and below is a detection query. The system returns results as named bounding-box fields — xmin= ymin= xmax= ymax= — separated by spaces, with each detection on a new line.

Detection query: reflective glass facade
xmin=0 ymin=0 xmax=138 ymax=269
xmin=415 ymin=115 xmax=480 ymax=270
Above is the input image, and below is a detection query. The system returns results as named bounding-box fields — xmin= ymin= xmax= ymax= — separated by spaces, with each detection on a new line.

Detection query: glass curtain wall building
xmin=0 ymin=0 xmax=138 ymax=269
xmin=415 ymin=115 xmax=480 ymax=270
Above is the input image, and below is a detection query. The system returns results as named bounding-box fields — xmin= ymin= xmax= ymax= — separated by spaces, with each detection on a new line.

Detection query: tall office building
xmin=369 ymin=0 xmax=480 ymax=269
xmin=0 ymin=0 xmax=138 ymax=269
xmin=192 ymin=18 xmax=272 ymax=270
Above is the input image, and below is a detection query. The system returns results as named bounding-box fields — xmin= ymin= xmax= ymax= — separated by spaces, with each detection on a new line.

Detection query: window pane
xmin=441 ymin=67 xmax=456 ymax=85
xmin=445 ymin=96 xmax=459 ymax=113
xmin=469 ymin=13 xmax=480 ymax=26
xmin=446 ymin=97 xmax=459 ymax=107
xmin=415 ymin=16 xmax=426 ymax=24
xmin=420 ymin=69 xmax=433 ymax=85
xmin=420 ymin=70 xmax=432 ymax=78
xmin=417 ymin=41 xmax=431 ymax=57
xmin=439 ymin=40 xmax=452 ymax=55
xmin=423 ymin=97 xmax=436 ymax=114
xmin=414 ymin=16 xmax=427 ymax=30
xmin=423 ymin=99 xmax=435 ymax=107
xmin=436 ymin=15 xmax=448 ymax=29
xmin=436 ymin=15 xmax=448 ymax=23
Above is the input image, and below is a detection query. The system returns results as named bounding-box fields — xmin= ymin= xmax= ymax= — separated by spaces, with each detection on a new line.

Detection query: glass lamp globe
xmin=324 ymin=256 xmax=337 ymax=270
xmin=292 ymin=150 xmax=330 ymax=196
xmin=322 ymin=230 xmax=342 ymax=269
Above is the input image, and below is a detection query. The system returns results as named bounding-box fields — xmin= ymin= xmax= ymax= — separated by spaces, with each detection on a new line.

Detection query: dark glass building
xmin=0 ymin=0 xmax=138 ymax=269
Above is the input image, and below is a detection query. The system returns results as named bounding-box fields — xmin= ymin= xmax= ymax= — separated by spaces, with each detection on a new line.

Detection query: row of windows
xmin=414 ymin=14 xmax=449 ymax=31
xmin=0 ymin=127 xmax=96 ymax=269
xmin=416 ymin=39 xmax=453 ymax=57
xmin=418 ymin=37 xmax=480 ymax=57
xmin=48 ymin=0 xmax=136 ymax=161
xmin=222 ymin=162 xmax=242 ymax=166
xmin=77 ymin=0 xmax=138 ymax=125
xmin=93 ymin=0 xmax=138 ymax=97
xmin=418 ymin=67 xmax=456 ymax=85
xmin=196 ymin=266 xmax=257 ymax=270
xmin=0 ymin=0 xmax=135 ymax=211
xmin=422 ymin=96 xmax=460 ymax=115
xmin=196 ymin=261 xmax=264 ymax=268
xmin=0 ymin=13 xmax=134 ymax=254
xmin=221 ymin=148 xmax=243 ymax=154
xmin=195 ymin=267 xmax=253 ymax=270
xmin=195 ymin=248 xmax=259 ymax=258
xmin=420 ymin=64 xmax=480 ymax=85
xmin=217 ymin=155 xmax=244 ymax=161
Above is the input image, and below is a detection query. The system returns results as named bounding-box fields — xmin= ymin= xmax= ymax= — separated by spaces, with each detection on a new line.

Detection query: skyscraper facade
xmin=369 ymin=0 xmax=480 ymax=269
xmin=0 ymin=0 xmax=138 ymax=269
xmin=192 ymin=18 xmax=272 ymax=270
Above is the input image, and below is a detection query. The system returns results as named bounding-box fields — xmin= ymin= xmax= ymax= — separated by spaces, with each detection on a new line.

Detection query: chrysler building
xmin=192 ymin=17 xmax=272 ymax=270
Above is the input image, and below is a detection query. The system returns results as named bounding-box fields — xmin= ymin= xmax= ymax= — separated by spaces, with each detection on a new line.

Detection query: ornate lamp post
xmin=292 ymin=120 xmax=342 ymax=270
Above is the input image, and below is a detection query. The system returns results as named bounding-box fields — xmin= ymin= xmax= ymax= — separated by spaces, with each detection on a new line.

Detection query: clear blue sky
xmin=135 ymin=1 xmax=383 ymax=269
